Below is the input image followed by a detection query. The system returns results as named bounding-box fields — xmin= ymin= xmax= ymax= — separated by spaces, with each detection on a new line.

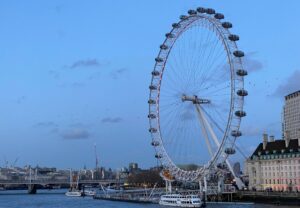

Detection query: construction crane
xmin=12 ymin=157 xmax=19 ymax=168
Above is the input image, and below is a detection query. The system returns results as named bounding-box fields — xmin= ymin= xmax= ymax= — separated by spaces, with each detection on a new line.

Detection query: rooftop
xmin=285 ymin=90 xmax=300 ymax=100
xmin=251 ymin=139 xmax=299 ymax=158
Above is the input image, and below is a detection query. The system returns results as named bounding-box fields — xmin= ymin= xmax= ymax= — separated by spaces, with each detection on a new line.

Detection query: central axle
xmin=181 ymin=94 xmax=210 ymax=104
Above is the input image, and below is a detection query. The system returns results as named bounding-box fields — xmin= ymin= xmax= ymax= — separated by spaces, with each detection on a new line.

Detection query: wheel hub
xmin=181 ymin=94 xmax=211 ymax=104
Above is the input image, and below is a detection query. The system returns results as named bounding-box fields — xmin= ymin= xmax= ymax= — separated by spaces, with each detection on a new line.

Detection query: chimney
xmin=284 ymin=131 xmax=290 ymax=148
xmin=269 ymin=135 xmax=275 ymax=142
xmin=263 ymin=133 xmax=268 ymax=150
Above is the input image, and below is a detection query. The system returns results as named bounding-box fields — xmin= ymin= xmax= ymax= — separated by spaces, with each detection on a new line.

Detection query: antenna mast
xmin=94 ymin=143 xmax=99 ymax=169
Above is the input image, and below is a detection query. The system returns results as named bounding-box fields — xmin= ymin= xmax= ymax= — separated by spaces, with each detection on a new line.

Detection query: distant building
xmin=36 ymin=167 xmax=56 ymax=175
xmin=129 ymin=163 xmax=139 ymax=172
xmin=282 ymin=90 xmax=300 ymax=140
xmin=245 ymin=134 xmax=300 ymax=191
xmin=116 ymin=167 xmax=129 ymax=180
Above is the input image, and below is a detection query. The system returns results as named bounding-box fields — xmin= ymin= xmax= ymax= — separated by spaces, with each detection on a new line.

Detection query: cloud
xmin=15 ymin=96 xmax=26 ymax=104
xmin=273 ymin=70 xmax=300 ymax=97
xmin=101 ymin=117 xmax=123 ymax=123
xmin=69 ymin=122 xmax=91 ymax=128
xmin=110 ymin=68 xmax=129 ymax=79
xmin=61 ymin=128 xmax=90 ymax=140
xmin=56 ymin=82 xmax=85 ymax=88
xmin=54 ymin=4 xmax=64 ymax=14
xmin=180 ymin=104 xmax=196 ymax=121
xmin=35 ymin=121 xmax=58 ymax=128
xmin=49 ymin=70 xmax=60 ymax=79
xmin=88 ymin=72 xmax=101 ymax=80
xmin=71 ymin=82 xmax=85 ymax=88
xmin=67 ymin=59 xmax=109 ymax=69
xmin=181 ymin=111 xmax=195 ymax=121
xmin=243 ymin=52 xmax=264 ymax=73
xmin=50 ymin=128 xmax=59 ymax=134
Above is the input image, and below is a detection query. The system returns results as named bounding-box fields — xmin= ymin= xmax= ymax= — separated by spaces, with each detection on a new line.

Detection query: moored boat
xmin=65 ymin=169 xmax=82 ymax=197
xmin=84 ymin=189 xmax=96 ymax=196
xmin=159 ymin=194 xmax=203 ymax=207
xmin=65 ymin=190 xmax=83 ymax=197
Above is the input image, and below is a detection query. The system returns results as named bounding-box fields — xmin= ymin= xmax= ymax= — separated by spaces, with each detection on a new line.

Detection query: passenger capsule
xmin=172 ymin=23 xmax=181 ymax=28
xmin=160 ymin=44 xmax=168 ymax=50
xmin=236 ymin=69 xmax=248 ymax=76
xmin=206 ymin=8 xmax=216 ymax=14
xmin=149 ymin=85 xmax=157 ymax=90
xmin=235 ymin=110 xmax=246 ymax=117
xmin=225 ymin=148 xmax=236 ymax=155
xmin=214 ymin=13 xmax=224 ymax=19
xmin=237 ymin=89 xmax=248 ymax=96
xmin=222 ymin=22 xmax=232 ymax=29
xmin=149 ymin=128 xmax=157 ymax=133
xmin=151 ymin=71 xmax=160 ymax=76
xmin=148 ymin=99 xmax=156 ymax=104
xmin=148 ymin=114 xmax=156 ymax=119
xmin=196 ymin=7 xmax=207 ymax=13
xmin=180 ymin=15 xmax=188 ymax=20
xmin=217 ymin=163 xmax=226 ymax=169
xmin=231 ymin=130 xmax=242 ymax=137
xmin=155 ymin=154 xmax=162 ymax=159
xmin=165 ymin=33 xmax=175 ymax=38
xmin=188 ymin=10 xmax=197 ymax=15
xmin=228 ymin=34 xmax=239 ymax=41
xmin=233 ymin=50 xmax=245 ymax=58
xmin=151 ymin=141 xmax=160 ymax=146
xmin=155 ymin=57 xmax=164 ymax=63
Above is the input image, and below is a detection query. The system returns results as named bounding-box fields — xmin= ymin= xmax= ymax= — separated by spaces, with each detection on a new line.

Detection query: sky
xmin=0 ymin=0 xmax=300 ymax=170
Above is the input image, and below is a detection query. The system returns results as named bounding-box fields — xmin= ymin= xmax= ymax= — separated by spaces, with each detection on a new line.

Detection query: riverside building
xmin=245 ymin=134 xmax=300 ymax=191
xmin=245 ymin=90 xmax=300 ymax=191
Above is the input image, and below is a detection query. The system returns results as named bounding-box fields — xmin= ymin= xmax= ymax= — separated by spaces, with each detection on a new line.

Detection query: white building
xmin=245 ymin=134 xmax=300 ymax=191
xmin=282 ymin=90 xmax=300 ymax=140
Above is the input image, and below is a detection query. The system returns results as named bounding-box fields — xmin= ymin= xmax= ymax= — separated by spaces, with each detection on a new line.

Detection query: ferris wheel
xmin=148 ymin=7 xmax=248 ymax=182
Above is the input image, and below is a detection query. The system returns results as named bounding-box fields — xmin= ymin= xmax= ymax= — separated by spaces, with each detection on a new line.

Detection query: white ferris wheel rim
xmin=148 ymin=8 xmax=247 ymax=182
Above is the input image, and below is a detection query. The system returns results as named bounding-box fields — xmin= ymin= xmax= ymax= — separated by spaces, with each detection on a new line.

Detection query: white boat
xmin=84 ymin=189 xmax=96 ymax=196
xmin=159 ymin=194 xmax=203 ymax=207
xmin=65 ymin=169 xmax=82 ymax=197
xmin=65 ymin=190 xmax=82 ymax=197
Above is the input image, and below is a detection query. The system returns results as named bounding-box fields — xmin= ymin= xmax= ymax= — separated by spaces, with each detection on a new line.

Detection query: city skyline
xmin=1 ymin=0 xmax=300 ymax=169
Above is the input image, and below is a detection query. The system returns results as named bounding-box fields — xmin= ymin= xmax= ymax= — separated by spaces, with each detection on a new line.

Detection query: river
xmin=0 ymin=190 xmax=294 ymax=208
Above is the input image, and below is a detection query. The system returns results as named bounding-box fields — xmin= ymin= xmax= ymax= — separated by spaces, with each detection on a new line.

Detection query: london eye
xmin=148 ymin=7 xmax=248 ymax=182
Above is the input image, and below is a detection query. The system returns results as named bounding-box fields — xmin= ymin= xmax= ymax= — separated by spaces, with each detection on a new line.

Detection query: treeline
xmin=127 ymin=169 xmax=164 ymax=187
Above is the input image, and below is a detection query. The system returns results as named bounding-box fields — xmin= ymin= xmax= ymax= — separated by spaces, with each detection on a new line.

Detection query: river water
xmin=0 ymin=190 xmax=293 ymax=208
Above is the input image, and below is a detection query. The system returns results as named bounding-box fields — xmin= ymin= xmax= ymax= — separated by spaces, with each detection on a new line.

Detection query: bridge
xmin=0 ymin=179 xmax=124 ymax=194
xmin=0 ymin=179 xmax=120 ymax=185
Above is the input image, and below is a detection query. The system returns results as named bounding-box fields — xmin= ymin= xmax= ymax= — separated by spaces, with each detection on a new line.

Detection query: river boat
xmin=84 ymin=189 xmax=96 ymax=196
xmin=159 ymin=194 xmax=203 ymax=207
xmin=65 ymin=190 xmax=83 ymax=197
xmin=65 ymin=169 xmax=82 ymax=197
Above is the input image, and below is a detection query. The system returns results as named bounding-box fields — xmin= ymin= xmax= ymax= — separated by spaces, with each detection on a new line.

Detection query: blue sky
xmin=0 ymin=0 xmax=300 ymax=169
